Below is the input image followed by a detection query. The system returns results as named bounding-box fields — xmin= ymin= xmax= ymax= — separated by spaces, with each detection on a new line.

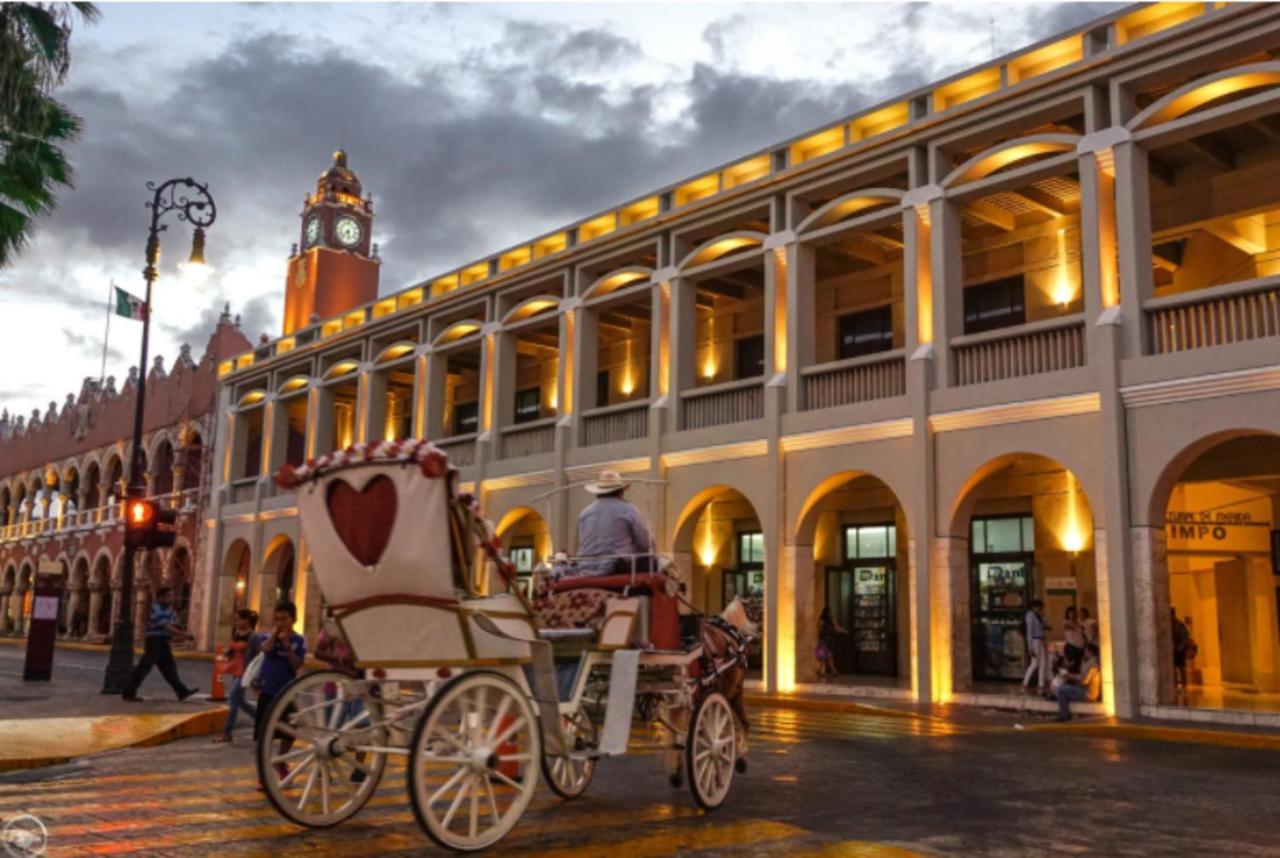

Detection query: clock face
xmin=335 ymin=216 xmax=362 ymax=247
xmin=304 ymin=216 xmax=320 ymax=247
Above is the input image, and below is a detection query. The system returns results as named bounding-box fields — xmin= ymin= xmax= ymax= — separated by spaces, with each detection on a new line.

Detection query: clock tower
xmin=282 ymin=149 xmax=381 ymax=335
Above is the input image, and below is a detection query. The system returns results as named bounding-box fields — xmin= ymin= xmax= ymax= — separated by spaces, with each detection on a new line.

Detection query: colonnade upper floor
xmin=216 ymin=3 xmax=1280 ymax=511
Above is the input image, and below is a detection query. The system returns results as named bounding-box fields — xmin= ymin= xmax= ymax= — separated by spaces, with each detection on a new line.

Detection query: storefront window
xmin=846 ymin=523 xmax=896 ymax=560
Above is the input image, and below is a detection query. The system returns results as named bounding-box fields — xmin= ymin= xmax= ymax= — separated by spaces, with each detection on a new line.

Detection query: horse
xmin=666 ymin=596 xmax=756 ymax=788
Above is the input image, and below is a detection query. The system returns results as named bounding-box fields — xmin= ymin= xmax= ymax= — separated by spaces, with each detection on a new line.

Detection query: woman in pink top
xmin=214 ymin=609 xmax=259 ymax=744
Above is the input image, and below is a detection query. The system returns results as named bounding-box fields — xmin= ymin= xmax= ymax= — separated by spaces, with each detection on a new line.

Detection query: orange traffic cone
xmin=209 ymin=644 xmax=227 ymax=702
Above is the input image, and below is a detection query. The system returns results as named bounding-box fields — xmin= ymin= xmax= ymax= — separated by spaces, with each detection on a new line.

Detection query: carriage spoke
xmin=320 ymin=759 xmax=331 ymax=816
xmin=272 ymin=746 xmax=314 ymax=766
xmin=297 ymin=763 xmax=319 ymax=811
xmin=490 ymin=769 xmax=522 ymax=791
xmin=482 ymin=774 xmax=502 ymax=823
xmin=495 ymin=753 xmax=531 ymax=763
xmin=279 ymin=757 xmax=311 ymax=789
xmin=490 ymin=716 xmax=526 ymax=749
xmin=486 ymin=694 xmax=512 ymax=745
xmin=429 ymin=765 xmax=470 ymax=806
xmin=469 ymin=773 xmax=480 ymax=839
xmin=440 ymin=772 xmax=473 ymax=830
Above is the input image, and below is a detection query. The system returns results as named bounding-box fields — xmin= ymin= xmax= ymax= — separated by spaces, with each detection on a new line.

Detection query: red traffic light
xmin=128 ymin=499 xmax=154 ymax=527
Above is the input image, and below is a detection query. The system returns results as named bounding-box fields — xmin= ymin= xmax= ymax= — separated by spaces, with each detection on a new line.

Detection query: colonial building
xmin=207 ymin=3 xmax=1280 ymax=728
xmin=0 ymin=311 xmax=251 ymax=644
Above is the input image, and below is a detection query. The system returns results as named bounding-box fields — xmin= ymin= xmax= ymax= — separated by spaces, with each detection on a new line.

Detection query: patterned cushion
xmin=534 ymin=587 xmax=611 ymax=631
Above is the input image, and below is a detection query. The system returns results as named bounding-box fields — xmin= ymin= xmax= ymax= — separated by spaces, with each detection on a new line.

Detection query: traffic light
xmin=124 ymin=499 xmax=178 ymax=548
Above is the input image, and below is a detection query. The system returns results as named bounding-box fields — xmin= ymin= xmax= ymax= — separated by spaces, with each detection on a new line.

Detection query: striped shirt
xmin=147 ymin=602 xmax=179 ymax=639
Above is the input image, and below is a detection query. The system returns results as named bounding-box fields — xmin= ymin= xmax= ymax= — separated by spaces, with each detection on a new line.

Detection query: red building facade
xmin=0 ymin=310 xmax=251 ymax=643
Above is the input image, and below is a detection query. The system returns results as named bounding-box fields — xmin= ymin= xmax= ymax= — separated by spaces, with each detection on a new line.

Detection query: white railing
xmin=582 ymin=400 xmax=649 ymax=446
xmin=436 ymin=433 xmax=478 ymax=467
xmin=499 ymin=418 xmax=557 ymax=459
xmin=801 ymin=350 xmax=906 ymax=410
xmin=0 ymin=489 xmax=198 ymax=543
xmin=953 ymin=316 xmax=1086 ymax=386
xmin=680 ymin=377 xmax=764 ymax=430
xmin=1146 ymin=276 xmax=1280 ymax=355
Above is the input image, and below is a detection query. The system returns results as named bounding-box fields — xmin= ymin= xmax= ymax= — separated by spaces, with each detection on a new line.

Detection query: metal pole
xmin=103 ymin=178 xmax=216 ymax=696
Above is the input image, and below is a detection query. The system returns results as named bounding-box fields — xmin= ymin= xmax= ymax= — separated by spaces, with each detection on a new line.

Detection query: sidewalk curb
xmin=744 ymin=693 xmax=945 ymax=722
xmin=0 ymin=708 xmax=223 ymax=773
xmin=0 ymin=636 xmax=215 ymax=662
xmin=1025 ymin=719 xmax=1280 ymax=751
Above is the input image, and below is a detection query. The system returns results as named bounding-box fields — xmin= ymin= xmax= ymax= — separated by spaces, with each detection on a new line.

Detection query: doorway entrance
xmin=722 ymin=531 xmax=764 ymax=669
xmin=825 ymin=523 xmax=897 ymax=676
xmin=971 ymin=515 xmax=1036 ymax=682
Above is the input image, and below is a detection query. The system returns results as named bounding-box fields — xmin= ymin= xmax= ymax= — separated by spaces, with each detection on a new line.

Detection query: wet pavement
xmin=3 ymin=698 xmax=1279 ymax=856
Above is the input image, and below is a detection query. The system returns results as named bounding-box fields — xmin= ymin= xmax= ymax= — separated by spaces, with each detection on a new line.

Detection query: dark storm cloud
xmin=161 ymin=292 xmax=278 ymax=352
xmin=47 ymin=3 xmax=1126 ymax=303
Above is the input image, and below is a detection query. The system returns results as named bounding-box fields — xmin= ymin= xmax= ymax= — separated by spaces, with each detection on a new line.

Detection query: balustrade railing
xmin=499 ymin=419 xmax=557 ymax=459
xmin=1146 ymin=277 xmax=1280 ymax=355
xmin=953 ymin=316 xmax=1086 ymax=386
xmin=436 ymin=433 xmax=477 ymax=468
xmin=680 ymin=378 xmax=764 ymax=431
xmin=801 ymin=350 xmax=906 ymax=410
xmin=582 ymin=400 xmax=649 ymax=446
xmin=0 ymin=490 xmax=199 ymax=542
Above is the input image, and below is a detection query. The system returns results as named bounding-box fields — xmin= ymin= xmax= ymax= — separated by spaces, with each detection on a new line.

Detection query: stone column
xmin=87 ymin=588 xmax=102 ymax=638
xmin=420 ymin=349 xmax=447 ymax=439
xmin=133 ymin=587 xmax=149 ymax=643
xmin=928 ymin=195 xmax=961 ymax=388
xmin=666 ymin=275 xmax=696 ymax=434
xmin=571 ymin=298 xmax=597 ymax=435
xmin=784 ymin=242 xmax=814 ymax=415
xmin=932 ymin=535 xmax=970 ymax=699
xmin=64 ymin=588 xmax=83 ymax=637
xmin=1112 ymin=136 xmax=1154 ymax=359
xmin=1132 ymin=524 xmax=1175 ymax=707
xmin=791 ymin=543 xmax=820 ymax=685
xmin=0 ymin=594 xmax=8 ymax=633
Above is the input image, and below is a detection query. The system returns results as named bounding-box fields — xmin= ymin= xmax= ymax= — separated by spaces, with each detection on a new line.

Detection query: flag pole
xmin=100 ymin=278 xmax=114 ymax=385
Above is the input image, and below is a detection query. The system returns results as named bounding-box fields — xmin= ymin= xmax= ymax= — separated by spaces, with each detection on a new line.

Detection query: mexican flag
xmin=114 ymin=286 xmax=146 ymax=321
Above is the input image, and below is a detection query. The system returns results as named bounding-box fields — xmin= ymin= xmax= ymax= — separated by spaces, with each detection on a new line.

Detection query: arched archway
xmin=223 ymin=539 xmax=252 ymax=622
xmin=152 ymin=439 xmax=175 ymax=495
xmin=82 ymin=461 xmax=101 ymax=513
xmin=1 ymin=565 xmax=15 ymax=634
xmin=672 ymin=486 xmax=766 ymax=674
xmin=945 ymin=453 xmax=1097 ymax=700
xmin=261 ymin=536 xmax=296 ymax=610
xmin=90 ymin=554 xmax=114 ymax=637
xmin=168 ymin=546 xmax=193 ymax=629
xmin=14 ymin=561 xmax=34 ymax=634
xmin=1141 ymin=432 xmax=1280 ymax=713
xmin=68 ymin=556 xmax=90 ymax=637
xmin=794 ymin=471 xmax=911 ymax=688
xmin=495 ymin=506 xmax=551 ymax=597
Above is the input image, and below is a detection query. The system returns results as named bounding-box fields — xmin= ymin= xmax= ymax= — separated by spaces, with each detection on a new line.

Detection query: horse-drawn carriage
xmin=256 ymin=440 xmax=753 ymax=851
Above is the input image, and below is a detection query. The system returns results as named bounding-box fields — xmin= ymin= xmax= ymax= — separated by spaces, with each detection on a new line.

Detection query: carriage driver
xmin=575 ymin=469 xmax=656 ymax=575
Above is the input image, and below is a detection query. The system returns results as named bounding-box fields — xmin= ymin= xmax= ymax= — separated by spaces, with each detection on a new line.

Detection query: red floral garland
xmin=275 ymin=438 xmax=451 ymax=489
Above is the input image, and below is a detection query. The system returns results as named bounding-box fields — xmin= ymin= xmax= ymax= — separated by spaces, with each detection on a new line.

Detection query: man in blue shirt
xmin=575 ymin=470 xmax=655 ymax=575
xmin=253 ymin=600 xmax=306 ymax=791
xmin=122 ymin=586 xmax=199 ymax=702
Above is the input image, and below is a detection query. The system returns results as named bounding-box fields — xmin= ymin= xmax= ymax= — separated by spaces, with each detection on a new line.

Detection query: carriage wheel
xmin=408 ymin=671 xmax=540 ymax=852
xmin=257 ymin=670 xmax=388 ymax=828
xmin=686 ymin=691 xmax=736 ymax=810
xmin=540 ymin=711 xmax=596 ymax=799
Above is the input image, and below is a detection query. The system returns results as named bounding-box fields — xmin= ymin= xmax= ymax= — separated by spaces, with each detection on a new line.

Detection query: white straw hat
xmin=584 ymin=469 xmax=628 ymax=495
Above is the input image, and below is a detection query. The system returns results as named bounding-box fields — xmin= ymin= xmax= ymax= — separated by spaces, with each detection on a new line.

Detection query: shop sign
xmin=1166 ymin=508 xmax=1273 ymax=552
xmin=1044 ymin=577 xmax=1077 ymax=593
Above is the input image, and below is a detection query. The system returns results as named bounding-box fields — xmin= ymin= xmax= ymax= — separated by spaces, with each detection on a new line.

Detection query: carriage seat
xmin=538 ymin=573 xmax=681 ymax=651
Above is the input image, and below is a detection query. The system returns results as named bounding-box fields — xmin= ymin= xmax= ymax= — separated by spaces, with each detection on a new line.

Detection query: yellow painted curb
xmin=0 ymin=636 xmax=215 ymax=662
xmin=745 ymin=693 xmax=944 ymax=722
xmin=0 ymin=708 xmax=223 ymax=773
xmin=1024 ymin=718 xmax=1280 ymax=751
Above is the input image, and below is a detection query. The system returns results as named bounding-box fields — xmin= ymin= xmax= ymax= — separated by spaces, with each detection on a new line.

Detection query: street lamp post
xmin=102 ymin=178 xmax=216 ymax=695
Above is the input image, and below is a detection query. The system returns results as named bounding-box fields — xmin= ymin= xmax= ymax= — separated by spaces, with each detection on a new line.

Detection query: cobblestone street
xmin=4 ymin=695 xmax=1279 ymax=857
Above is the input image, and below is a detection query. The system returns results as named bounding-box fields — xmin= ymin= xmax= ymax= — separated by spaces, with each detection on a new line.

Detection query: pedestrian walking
xmin=1054 ymin=643 xmax=1102 ymax=721
xmin=1171 ymin=608 xmax=1195 ymax=694
xmin=815 ymin=606 xmax=846 ymax=679
xmin=253 ymin=600 xmax=305 ymax=791
xmin=1022 ymin=599 xmax=1051 ymax=695
xmin=1062 ymin=606 xmax=1085 ymax=672
xmin=122 ymin=586 xmax=199 ymax=702
xmin=213 ymin=609 xmax=258 ymax=744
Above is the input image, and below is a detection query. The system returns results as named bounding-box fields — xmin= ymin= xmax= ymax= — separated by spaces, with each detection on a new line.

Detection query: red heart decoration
xmin=325 ymin=475 xmax=397 ymax=567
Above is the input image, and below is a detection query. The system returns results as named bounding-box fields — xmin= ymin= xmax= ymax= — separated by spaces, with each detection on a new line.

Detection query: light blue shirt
xmin=575 ymin=495 xmax=654 ymax=574
xmin=1026 ymin=609 xmax=1046 ymax=641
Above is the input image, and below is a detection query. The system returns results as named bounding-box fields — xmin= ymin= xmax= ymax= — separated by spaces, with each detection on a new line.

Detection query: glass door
xmin=826 ymin=524 xmax=898 ymax=677
xmin=970 ymin=515 xmax=1036 ymax=682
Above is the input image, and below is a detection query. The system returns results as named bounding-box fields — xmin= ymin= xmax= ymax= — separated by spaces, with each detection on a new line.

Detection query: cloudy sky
xmin=0 ymin=1 xmax=1121 ymax=421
